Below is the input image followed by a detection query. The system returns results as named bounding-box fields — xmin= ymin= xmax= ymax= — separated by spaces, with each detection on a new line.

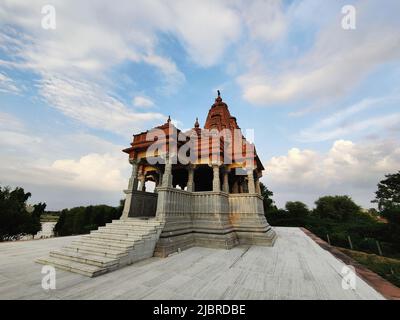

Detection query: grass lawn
xmin=338 ymin=247 xmax=400 ymax=288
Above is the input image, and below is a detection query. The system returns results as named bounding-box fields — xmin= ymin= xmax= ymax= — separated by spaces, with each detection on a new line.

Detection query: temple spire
xmin=215 ymin=90 xmax=222 ymax=103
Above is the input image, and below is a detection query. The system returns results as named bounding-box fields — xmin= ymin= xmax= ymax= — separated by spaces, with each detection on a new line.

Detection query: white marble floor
xmin=0 ymin=227 xmax=384 ymax=300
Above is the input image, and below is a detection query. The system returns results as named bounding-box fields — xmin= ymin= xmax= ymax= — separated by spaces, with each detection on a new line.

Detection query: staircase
xmin=36 ymin=218 xmax=164 ymax=277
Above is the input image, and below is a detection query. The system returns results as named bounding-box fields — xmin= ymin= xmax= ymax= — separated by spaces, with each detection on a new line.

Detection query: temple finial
xmin=194 ymin=117 xmax=199 ymax=128
xmin=217 ymin=90 xmax=221 ymax=98
xmin=167 ymin=115 xmax=171 ymax=123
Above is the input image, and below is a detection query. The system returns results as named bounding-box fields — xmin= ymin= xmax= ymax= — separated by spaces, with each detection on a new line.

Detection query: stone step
xmin=95 ymin=228 xmax=156 ymax=237
xmin=50 ymin=249 xmax=118 ymax=268
xmin=106 ymin=225 xmax=163 ymax=233
xmin=36 ymin=218 xmax=164 ymax=277
xmin=89 ymin=232 xmax=147 ymax=242
xmin=83 ymin=233 xmax=145 ymax=244
xmin=110 ymin=219 xmax=162 ymax=226
xmin=71 ymin=238 xmax=134 ymax=251
xmin=91 ymin=228 xmax=153 ymax=236
xmin=101 ymin=224 xmax=160 ymax=231
xmin=64 ymin=244 xmax=128 ymax=259
xmin=36 ymin=256 xmax=107 ymax=277
xmin=102 ymin=225 xmax=161 ymax=233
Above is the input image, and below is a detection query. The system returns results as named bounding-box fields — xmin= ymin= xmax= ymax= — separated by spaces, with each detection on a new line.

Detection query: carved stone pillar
xmin=255 ymin=178 xmax=261 ymax=195
xmin=139 ymin=174 xmax=146 ymax=191
xmin=151 ymin=170 xmax=159 ymax=193
xmin=127 ymin=160 xmax=139 ymax=191
xmin=222 ymin=169 xmax=229 ymax=193
xmin=121 ymin=159 xmax=139 ymax=219
xmin=212 ymin=164 xmax=220 ymax=192
xmin=247 ymin=170 xmax=255 ymax=194
xmin=157 ymin=170 xmax=163 ymax=186
xmin=242 ymin=179 xmax=248 ymax=193
xmin=162 ymin=160 xmax=173 ymax=188
xmin=187 ymin=165 xmax=195 ymax=192
xmin=239 ymin=178 xmax=244 ymax=193
xmin=232 ymin=180 xmax=239 ymax=193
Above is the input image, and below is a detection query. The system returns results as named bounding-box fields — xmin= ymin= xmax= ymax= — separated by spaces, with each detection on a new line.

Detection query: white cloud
xmin=240 ymin=0 xmax=286 ymax=43
xmin=0 ymin=150 xmax=129 ymax=209
xmin=133 ymin=96 xmax=155 ymax=108
xmin=0 ymin=112 xmax=42 ymax=150
xmin=264 ymin=139 xmax=400 ymax=208
xmin=0 ymin=112 xmax=131 ymax=208
xmin=296 ymin=96 xmax=400 ymax=142
xmin=38 ymin=75 xmax=165 ymax=135
xmin=168 ymin=0 xmax=241 ymax=67
xmin=0 ymin=111 xmax=24 ymax=130
xmin=0 ymin=0 xmax=242 ymax=73
xmin=141 ymin=53 xmax=186 ymax=94
xmin=0 ymin=71 xmax=19 ymax=93
xmin=0 ymin=1 xmax=181 ymax=134
xmin=0 ymin=112 xmax=128 ymax=161
xmin=0 ymin=0 xmax=255 ymax=132
xmin=238 ymin=1 xmax=400 ymax=106
xmin=51 ymin=153 xmax=126 ymax=191
xmin=298 ymin=113 xmax=400 ymax=143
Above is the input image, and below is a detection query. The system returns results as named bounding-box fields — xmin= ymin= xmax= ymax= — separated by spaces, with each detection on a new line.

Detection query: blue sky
xmin=0 ymin=0 xmax=399 ymax=210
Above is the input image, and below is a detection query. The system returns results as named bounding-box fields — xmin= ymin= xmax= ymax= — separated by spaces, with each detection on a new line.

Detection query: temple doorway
xmin=194 ymin=165 xmax=213 ymax=191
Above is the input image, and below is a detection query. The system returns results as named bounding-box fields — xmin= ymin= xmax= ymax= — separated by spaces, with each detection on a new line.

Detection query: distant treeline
xmin=54 ymin=201 xmax=124 ymax=236
xmin=261 ymin=171 xmax=400 ymax=259
xmin=0 ymin=185 xmax=124 ymax=241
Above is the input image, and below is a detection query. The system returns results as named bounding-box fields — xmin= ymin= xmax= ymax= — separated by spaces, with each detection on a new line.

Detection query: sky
xmin=0 ymin=0 xmax=399 ymax=210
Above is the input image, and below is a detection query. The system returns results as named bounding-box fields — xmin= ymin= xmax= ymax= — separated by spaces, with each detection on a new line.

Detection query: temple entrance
xmin=172 ymin=167 xmax=188 ymax=190
xmin=128 ymin=190 xmax=158 ymax=218
xmin=194 ymin=165 xmax=213 ymax=191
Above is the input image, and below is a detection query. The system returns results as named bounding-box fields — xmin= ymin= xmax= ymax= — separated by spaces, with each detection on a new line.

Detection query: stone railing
xmin=156 ymin=187 xmax=192 ymax=216
xmin=228 ymin=193 xmax=264 ymax=215
xmin=156 ymin=187 xmax=232 ymax=216
xmin=156 ymin=187 xmax=264 ymax=217
xmin=192 ymin=191 xmax=229 ymax=214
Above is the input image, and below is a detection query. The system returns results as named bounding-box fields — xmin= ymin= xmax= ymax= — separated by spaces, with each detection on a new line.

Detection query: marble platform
xmin=0 ymin=227 xmax=384 ymax=300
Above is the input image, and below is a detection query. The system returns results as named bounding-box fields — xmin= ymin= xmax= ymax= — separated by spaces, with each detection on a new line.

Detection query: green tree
xmin=314 ymin=195 xmax=360 ymax=221
xmin=0 ymin=186 xmax=44 ymax=241
xmin=367 ymin=208 xmax=379 ymax=217
xmin=373 ymin=171 xmax=400 ymax=210
xmin=259 ymin=182 xmax=276 ymax=213
xmin=285 ymin=201 xmax=309 ymax=217
xmin=24 ymin=202 xmax=46 ymax=236
xmin=379 ymin=206 xmax=400 ymax=249
xmin=381 ymin=206 xmax=400 ymax=225
xmin=54 ymin=210 xmax=68 ymax=236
